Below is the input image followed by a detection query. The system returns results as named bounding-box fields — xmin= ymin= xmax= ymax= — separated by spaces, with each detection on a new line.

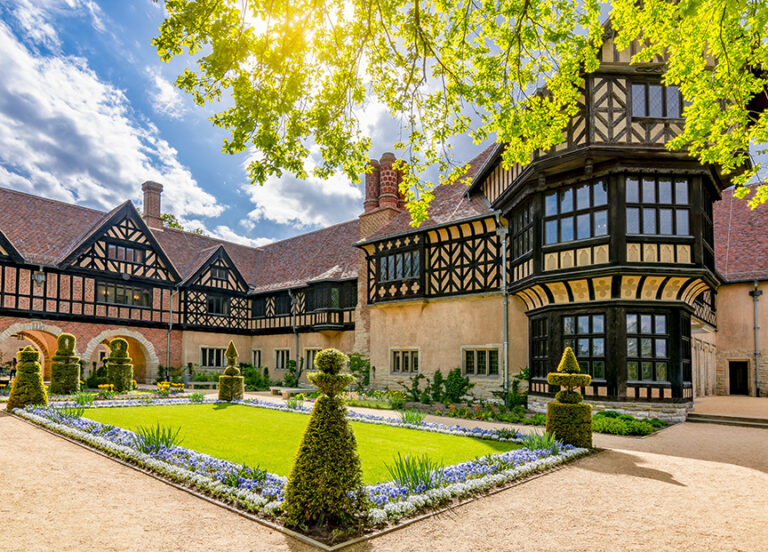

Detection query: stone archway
xmin=0 ymin=322 xmax=65 ymax=380
xmin=83 ymin=329 xmax=159 ymax=384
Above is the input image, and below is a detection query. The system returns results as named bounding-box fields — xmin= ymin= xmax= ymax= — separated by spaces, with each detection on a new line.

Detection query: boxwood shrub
xmin=592 ymin=410 xmax=667 ymax=436
xmin=7 ymin=346 xmax=48 ymax=411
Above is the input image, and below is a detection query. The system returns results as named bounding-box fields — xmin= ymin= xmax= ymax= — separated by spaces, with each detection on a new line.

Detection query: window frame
xmin=530 ymin=317 xmax=549 ymax=380
xmin=462 ymin=346 xmax=501 ymax=377
xmin=626 ymin=312 xmax=670 ymax=383
xmin=200 ymin=346 xmax=226 ymax=369
xmin=631 ymin=82 xmax=683 ymax=119
xmin=304 ymin=348 xmax=321 ymax=371
xmin=210 ymin=266 xmax=228 ymax=281
xmin=106 ymin=243 xmax=146 ymax=265
xmin=510 ymin=201 xmax=534 ymax=262
xmin=252 ymin=349 xmax=262 ymax=368
xmin=206 ymin=294 xmax=230 ymax=316
xmin=377 ymin=249 xmax=421 ymax=283
xmin=562 ymin=313 xmax=607 ymax=380
xmin=625 ymin=175 xmax=691 ymax=238
xmin=543 ymin=180 xmax=609 ymax=247
xmin=252 ymin=296 xmax=267 ymax=318
xmin=96 ymin=281 xmax=152 ymax=308
xmin=390 ymin=348 xmax=420 ymax=375
xmin=274 ymin=348 xmax=291 ymax=370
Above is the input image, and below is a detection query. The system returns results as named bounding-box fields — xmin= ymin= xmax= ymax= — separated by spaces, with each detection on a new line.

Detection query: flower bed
xmin=13 ymin=400 xmax=589 ymax=538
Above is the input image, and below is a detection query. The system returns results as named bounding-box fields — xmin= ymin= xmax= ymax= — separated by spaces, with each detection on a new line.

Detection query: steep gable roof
xmin=0 ymin=188 xmax=106 ymax=266
xmin=0 ymin=225 xmax=23 ymax=262
xmin=714 ymin=187 xmax=768 ymax=282
xmin=58 ymin=201 xmax=182 ymax=282
xmin=0 ymin=185 xmax=360 ymax=292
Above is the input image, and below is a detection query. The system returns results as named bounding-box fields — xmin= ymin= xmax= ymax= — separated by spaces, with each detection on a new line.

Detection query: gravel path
xmin=3 ymin=404 xmax=767 ymax=551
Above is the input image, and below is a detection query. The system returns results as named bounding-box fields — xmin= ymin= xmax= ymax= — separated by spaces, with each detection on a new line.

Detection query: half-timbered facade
xmin=1 ymin=28 xmax=766 ymax=415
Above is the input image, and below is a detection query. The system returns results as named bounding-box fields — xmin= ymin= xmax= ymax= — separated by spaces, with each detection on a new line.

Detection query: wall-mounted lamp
xmin=32 ymin=266 xmax=46 ymax=288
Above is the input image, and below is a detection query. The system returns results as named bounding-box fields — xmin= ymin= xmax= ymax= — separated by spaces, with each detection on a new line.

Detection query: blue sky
xmin=0 ymin=0 xmax=475 ymax=246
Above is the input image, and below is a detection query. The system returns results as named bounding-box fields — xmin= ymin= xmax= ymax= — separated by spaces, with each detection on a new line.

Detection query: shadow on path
xmin=580 ymin=449 xmax=686 ymax=487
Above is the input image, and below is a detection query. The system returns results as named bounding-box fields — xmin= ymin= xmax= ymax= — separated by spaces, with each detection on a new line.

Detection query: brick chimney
xmin=378 ymin=152 xmax=400 ymax=209
xmin=363 ymin=159 xmax=381 ymax=213
xmin=142 ymin=181 xmax=163 ymax=229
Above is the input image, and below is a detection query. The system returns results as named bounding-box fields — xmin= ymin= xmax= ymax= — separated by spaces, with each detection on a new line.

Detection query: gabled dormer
xmin=59 ymin=201 xmax=180 ymax=284
xmin=182 ymin=245 xmax=249 ymax=293
xmin=0 ymin=226 xmax=22 ymax=263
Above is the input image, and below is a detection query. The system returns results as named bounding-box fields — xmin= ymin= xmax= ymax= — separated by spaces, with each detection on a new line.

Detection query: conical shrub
xmin=284 ymin=348 xmax=367 ymax=534
xmin=546 ymin=347 xmax=592 ymax=448
xmin=218 ymin=341 xmax=244 ymax=401
xmin=7 ymin=346 xmax=48 ymax=411
xmin=106 ymin=338 xmax=133 ymax=393
xmin=49 ymin=333 xmax=80 ymax=395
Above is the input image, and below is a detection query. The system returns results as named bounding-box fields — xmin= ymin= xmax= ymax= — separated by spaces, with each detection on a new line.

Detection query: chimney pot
xmin=142 ymin=181 xmax=164 ymax=229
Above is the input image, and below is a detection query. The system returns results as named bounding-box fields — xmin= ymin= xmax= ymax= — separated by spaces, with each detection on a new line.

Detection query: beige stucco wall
xmin=368 ymin=293 xmax=529 ymax=398
xmin=714 ymin=281 xmax=768 ymax=397
xmin=180 ymin=329 xmax=354 ymax=384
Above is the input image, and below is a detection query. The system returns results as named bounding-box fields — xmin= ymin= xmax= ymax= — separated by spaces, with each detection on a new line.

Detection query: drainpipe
xmin=166 ymin=286 xmax=180 ymax=382
xmin=495 ymin=213 xmax=510 ymax=397
xmin=288 ymin=289 xmax=299 ymax=371
xmin=749 ymin=281 xmax=762 ymax=397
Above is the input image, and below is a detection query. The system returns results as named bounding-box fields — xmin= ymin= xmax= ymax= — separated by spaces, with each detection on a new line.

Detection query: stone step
xmin=687 ymin=413 xmax=768 ymax=429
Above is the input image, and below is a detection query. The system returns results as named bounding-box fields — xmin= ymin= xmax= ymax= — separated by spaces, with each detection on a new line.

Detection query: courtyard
xmin=2 ymin=396 xmax=767 ymax=551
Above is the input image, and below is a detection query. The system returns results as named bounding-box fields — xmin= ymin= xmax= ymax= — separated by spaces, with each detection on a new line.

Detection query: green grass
xmin=83 ymin=404 xmax=519 ymax=483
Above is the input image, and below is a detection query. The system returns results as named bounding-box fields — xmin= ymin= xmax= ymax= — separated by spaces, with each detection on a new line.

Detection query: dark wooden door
xmin=729 ymin=361 xmax=749 ymax=395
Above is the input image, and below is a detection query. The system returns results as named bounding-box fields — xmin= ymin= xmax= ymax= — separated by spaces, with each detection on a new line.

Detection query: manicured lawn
xmin=83 ymin=403 xmax=519 ymax=483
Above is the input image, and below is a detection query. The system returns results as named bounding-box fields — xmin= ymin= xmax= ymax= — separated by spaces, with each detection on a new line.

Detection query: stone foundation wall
xmin=528 ymin=394 xmax=692 ymax=423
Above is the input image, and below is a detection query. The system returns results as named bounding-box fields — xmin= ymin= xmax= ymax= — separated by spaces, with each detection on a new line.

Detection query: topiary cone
xmin=218 ymin=340 xmax=244 ymax=401
xmin=545 ymin=347 xmax=592 ymax=448
xmin=106 ymin=338 xmax=133 ymax=393
xmin=49 ymin=333 xmax=80 ymax=395
xmin=7 ymin=346 xmax=48 ymax=411
xmin=284 ymin=348 xmax=366 ymax=533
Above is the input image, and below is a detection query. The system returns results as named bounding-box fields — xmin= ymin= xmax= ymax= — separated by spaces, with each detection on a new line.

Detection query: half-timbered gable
xmin=183 ymin=246 xmax=249 ymax=294
xmin=59 ymin=202 xmax=180 ymax=284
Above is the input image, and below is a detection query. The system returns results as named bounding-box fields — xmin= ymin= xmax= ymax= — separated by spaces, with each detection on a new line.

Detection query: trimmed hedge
xmin=49 ymin=333 xmax=80 ymax=395
xmin=106 ymin=338 xmax=133 ymax=393
xmin=545 ymin=347 xmax=593 ymax=447
xmin=7 ymin=346 xmax=48 ymax=411
xmin=592 ymin=410 xmax=666 ymax=436
xmin=313 ymin=348 xmax=347 ymax=374
xmin=548 ymin=373 xmax=592 ymax=389
xmin=218 ymin=341 xmax=244 ymax=401
xmin=547 ymin=401 xmax=592 ymax=448
xmin=284 ymin=348 xmax=367 ymax=534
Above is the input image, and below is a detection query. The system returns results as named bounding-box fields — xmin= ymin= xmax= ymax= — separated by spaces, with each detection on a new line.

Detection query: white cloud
xmin=242 ymin=146 xmax=364 ymax=229
xmin=0 ymin=21 xmax=223 ymax=219
xmin=180 ymin=218 xmax=275 ymax=248
xmin=145 ymin=66 xmax=186 ymax=119
xmin=7 ymin=0 xmax=105 ymax=50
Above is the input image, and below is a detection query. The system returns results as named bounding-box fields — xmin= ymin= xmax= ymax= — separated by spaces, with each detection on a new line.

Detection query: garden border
xmin=9 ymin=409 xmax=594 ymax=551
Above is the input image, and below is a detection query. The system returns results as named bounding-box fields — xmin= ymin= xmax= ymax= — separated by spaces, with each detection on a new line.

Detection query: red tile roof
xmin=0 ymin=187 xmax=108 ymax=266
xmin=0 ymin=186 xmax=360 ymax=292
xmin=714 ymin=187 xmax=768 ymax=282
xmin=362 ymin=145 xmax=497 ymax=242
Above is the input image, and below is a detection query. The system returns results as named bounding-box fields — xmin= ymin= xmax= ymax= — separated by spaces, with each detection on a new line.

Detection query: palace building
xmin=1 ymin=31 xmax=766 ymax=419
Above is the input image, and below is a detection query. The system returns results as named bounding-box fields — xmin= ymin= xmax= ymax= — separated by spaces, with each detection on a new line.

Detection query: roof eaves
xmin=356 ymin=211 xmax=500 ymax=248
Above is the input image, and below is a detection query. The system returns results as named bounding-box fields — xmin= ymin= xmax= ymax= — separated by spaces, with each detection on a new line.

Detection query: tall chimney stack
xmin=378 ymin=152 xmax=399 ymax=209
xmin=142 ymin=181 xmax=163 ymax=229
xmin=363 ymin=159 xmax=381 ymax=213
